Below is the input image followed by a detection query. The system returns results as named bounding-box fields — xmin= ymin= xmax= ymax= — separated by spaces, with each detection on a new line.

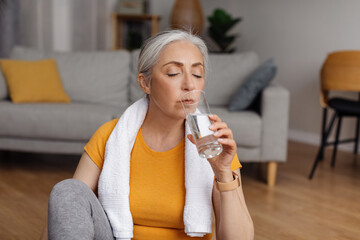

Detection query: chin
xmin=174 ymin=112 xmax=185 ymax=120
xmin=178 ymin=109 xmax=187 ymax=120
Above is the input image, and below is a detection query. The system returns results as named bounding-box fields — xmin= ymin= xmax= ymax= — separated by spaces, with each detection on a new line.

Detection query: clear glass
xmin=180 ymin=90 xmax=223 ymax=158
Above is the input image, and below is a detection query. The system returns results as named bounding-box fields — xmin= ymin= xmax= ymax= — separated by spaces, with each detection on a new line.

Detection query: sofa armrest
xmin=260 ymin=82 xmax=290 ymax=162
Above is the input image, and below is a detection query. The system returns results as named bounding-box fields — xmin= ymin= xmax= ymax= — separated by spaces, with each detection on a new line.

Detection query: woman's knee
xmin=49 ymin=179 xmax=91 ymax=204
xmin=48 ymin=179 xmax=97 ymax=239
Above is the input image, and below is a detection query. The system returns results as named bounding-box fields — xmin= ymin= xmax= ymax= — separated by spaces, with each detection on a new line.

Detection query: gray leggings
xmin=48 ymin=179 xmax=115 ymax=240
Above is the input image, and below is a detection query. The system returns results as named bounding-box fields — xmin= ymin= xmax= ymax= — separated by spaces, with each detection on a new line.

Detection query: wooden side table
xmin=112 ymin=13 xmax=161 ymax=50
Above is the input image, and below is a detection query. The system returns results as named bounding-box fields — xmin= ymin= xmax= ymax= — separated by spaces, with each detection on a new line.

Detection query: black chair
xmin=309 ymin=51 xmax=360 ymax=179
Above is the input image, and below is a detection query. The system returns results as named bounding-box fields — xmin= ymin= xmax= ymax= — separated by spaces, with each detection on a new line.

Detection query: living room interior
xmin=0 ymin=0 xmax=360 ymax=239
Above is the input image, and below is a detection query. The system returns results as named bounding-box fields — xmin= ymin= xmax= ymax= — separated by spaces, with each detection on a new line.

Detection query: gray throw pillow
xmin=228 ymin=58 xmax=277 ymax=111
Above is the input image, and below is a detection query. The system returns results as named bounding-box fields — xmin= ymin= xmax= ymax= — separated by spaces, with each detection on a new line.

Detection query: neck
xmin=141 ymin=99 xmax=185 ymax=150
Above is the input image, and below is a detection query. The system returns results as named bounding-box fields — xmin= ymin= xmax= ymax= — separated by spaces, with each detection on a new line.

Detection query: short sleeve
xmin=231 ymin=153 xmax=242 ymax=171
xmin=84 ymin=118 xmax=119 ymax=169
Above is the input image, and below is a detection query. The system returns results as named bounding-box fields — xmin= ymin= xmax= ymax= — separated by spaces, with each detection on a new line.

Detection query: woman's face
xmin=147 ymin=41 xmax=205 ymax=119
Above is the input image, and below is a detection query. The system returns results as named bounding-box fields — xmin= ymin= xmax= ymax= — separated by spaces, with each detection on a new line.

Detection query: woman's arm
xmin=40 ymin=152 xmax=101 ymax=240
xmin=188 ymin=114 xmax=254 ymax=239
xmin=212 ymin=168 xmax=254 ymax=240
xmin=73 ymin=151 xmax=102 ymax=194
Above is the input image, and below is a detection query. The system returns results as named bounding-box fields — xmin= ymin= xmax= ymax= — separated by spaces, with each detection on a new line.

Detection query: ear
xmin=137 ymin=74 xmax=151 ymax=94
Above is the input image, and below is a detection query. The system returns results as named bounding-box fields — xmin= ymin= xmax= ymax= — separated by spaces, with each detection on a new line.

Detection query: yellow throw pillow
xmin=0 ymin=59 xmax=71 ymax=103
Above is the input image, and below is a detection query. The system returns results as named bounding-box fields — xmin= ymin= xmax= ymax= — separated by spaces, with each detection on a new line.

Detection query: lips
xmin=181 ymin=99 xmax=195 ymax=104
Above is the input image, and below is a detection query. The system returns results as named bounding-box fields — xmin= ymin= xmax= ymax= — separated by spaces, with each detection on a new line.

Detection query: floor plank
xmin=0 ymin=141 xmax=359 ymax=239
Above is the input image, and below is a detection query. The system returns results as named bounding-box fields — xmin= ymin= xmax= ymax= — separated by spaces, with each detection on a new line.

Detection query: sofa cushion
xmin=0 ymin=101 xmax=126 ymax=141
xmin=211 ymin=107 xmax=262 ymax=147
xmin=10 ymin=46 xmax=44 ymax=60
xmin=10 ymin=46 xmax=130 ymax=107
xmin=205 ymin=52 xmax=259 ymax=106
xmin=51 ymin=50 xmax=130 ymax=107
xmin=0 ymin=59 xmax=71 ymax=103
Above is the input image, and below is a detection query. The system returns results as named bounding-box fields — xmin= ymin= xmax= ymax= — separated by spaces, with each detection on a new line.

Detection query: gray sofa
xmin=0 ymin=46 xmax=289 ymax=185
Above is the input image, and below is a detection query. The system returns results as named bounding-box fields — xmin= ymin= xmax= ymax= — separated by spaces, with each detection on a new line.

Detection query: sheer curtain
xmin=0 ymin=0 xmax=21 ymax=57
xmin=17 ymin=0 xmax=118 ymax=52
xmin=70 ymin=0 xmax=118 ymax=51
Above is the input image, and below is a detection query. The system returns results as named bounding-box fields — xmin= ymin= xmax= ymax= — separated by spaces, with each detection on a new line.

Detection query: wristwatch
xmin=215 ymin=172 xmax=240 ymax=192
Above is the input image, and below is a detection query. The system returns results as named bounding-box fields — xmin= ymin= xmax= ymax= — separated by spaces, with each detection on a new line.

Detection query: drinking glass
xmin=180 ymin=90 xmax=223 ymax=158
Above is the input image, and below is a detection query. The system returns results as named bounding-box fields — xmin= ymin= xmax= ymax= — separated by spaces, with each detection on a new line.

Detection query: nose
xmin=182 ymin=72 xmax=196 ymax=91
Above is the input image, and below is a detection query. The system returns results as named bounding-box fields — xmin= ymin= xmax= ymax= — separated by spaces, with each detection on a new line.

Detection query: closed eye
xmin=168 ymin=73 xmax=179 ymax=77
xmin=193 ymin=74 xmax=202 ymax=78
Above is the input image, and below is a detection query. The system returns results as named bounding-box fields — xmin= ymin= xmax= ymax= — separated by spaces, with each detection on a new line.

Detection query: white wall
xmin=231 ymin=0 xmax=360 ymax=150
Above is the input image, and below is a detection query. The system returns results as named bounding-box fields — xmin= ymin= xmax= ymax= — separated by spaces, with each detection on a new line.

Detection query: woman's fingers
xmin=217 ymin=138 xmax=237 ymax=148
xmin=209 ymin=114 xmax=226 ymax=130
xmin=214 ymin=128 xmax=233 ymax=139
xmin=209 ymin=114 xmax=221 ymax=122
xmin=209 ymin=121 xmax=228 ymax=132
xmin=208 ymin=114 xmax=233 ymax=139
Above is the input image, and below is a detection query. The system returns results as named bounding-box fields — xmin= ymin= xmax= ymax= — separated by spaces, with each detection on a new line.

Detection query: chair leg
xmin=331 ymin=114 xmax=342 ymax=167
xmin=309 ymin=109 xmax=336 ymax=179
xmin=309 ymin=150 xmax=323 ymax=180
xmin=318 ymin=108 xmax=328 ymax=161
xmin=354 ymin=117 xmax=360 ymax=155
xmin=267 ymin=162 xmax=277 ymax=187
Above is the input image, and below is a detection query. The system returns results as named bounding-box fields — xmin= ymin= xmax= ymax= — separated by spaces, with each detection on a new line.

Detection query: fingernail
xmin=214 ymin=131 xmax=219 ymax=136
xmin=209 ymin=124 xmax=214 ymax=129
xmin=218 ymin=138 xmax=224 ymax=143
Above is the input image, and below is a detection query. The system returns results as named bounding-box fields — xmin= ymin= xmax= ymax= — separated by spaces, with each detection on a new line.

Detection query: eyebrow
xmin=162 ymin=61 xmax=203 ymax=67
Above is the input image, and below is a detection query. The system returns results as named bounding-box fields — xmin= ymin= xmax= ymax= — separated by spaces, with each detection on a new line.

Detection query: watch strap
xmin=215 ymin=172 xmax=240 ymax=192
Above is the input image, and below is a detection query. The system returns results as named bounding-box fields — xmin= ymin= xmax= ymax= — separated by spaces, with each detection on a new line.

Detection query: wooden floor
xmin=0 ymin=141 xmax=360 ymax=240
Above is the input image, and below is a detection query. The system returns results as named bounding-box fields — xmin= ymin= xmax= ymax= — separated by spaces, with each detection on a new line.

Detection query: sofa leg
xmin=267 ymin=162 xmax=278 ymax=187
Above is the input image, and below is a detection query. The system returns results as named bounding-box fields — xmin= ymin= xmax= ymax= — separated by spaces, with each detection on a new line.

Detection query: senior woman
xmin=43 ymin=30 xmax=254 ymax=240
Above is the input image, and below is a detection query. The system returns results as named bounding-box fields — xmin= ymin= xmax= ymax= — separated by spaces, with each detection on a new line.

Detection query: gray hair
xmin=137 ymin=29 xmax=209 ymax=84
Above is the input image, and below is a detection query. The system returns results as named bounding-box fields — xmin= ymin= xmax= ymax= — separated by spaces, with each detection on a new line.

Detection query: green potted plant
xmin=207 ymin=8 xmax=242 ymax=53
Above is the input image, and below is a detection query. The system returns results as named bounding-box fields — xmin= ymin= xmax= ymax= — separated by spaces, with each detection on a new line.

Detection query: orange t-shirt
xmin=84 ymin=119 xmax=242 ymax=240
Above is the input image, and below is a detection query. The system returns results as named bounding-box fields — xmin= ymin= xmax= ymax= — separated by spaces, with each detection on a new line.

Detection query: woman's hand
xmin=187 ymin=114 xmax=237 ymax=182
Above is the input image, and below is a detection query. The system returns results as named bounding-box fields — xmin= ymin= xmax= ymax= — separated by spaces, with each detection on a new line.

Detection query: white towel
xmin=98 ymin=97 xmax=215 ymax=239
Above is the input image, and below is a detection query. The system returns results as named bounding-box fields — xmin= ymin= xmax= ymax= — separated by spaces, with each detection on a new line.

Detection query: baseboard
xmin=288 ymin=129 xmax=357 ymax=153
